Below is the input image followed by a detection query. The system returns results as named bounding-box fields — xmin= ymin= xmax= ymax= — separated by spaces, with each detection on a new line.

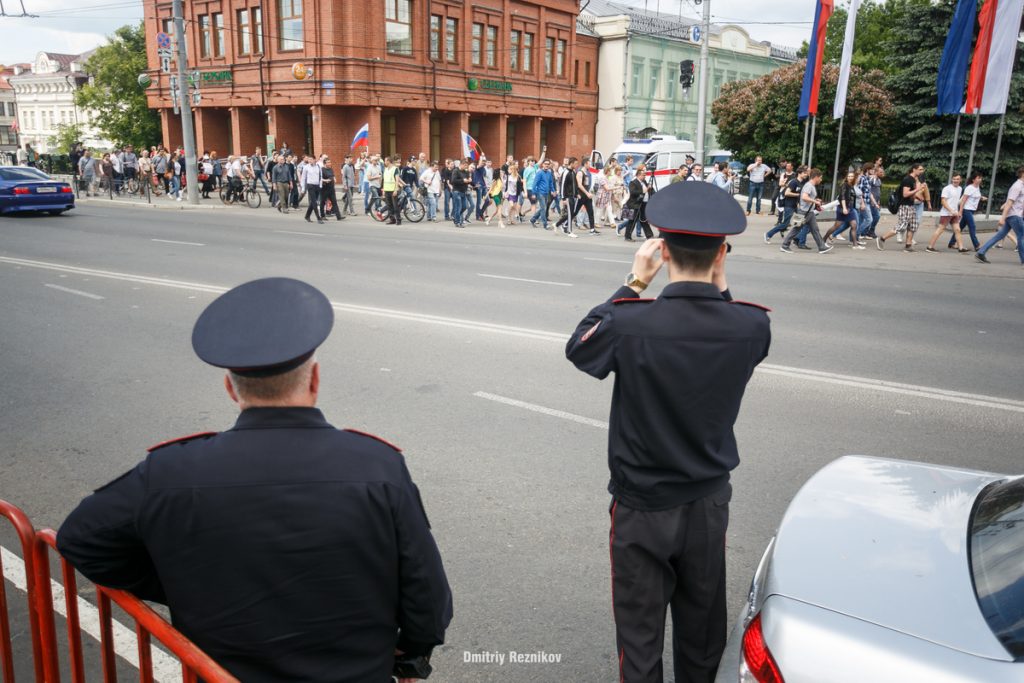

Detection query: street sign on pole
xmin=156 ymin=31 xmax=171 ymax=49
xmin=172 ymin=0 xmax=200 ymax=204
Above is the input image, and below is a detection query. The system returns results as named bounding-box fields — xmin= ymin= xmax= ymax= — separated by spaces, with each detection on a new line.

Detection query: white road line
xmin=4 ymin=256 xmax=1022 ymax=413
xmin=477 ymin=273 xmax=573 ymax=287
xmin=44 ymin=284 xmax=104 ymax=300
xmin=1 ymin=545 xmax=181 ymax=682
xmin=583 ymin=257 xmax=632 ymax=264
xmin=151 ymin=239 xmax=205 ymax=247
xmin=473 ymin=392 xmax=609 ymax=429
xmin=274 ymin=230 xmax=325 ymax=237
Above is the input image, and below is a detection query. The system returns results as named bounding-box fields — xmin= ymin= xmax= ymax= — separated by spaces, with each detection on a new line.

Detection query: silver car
xmin=717 ymin=455 xmax=1024 ymax=682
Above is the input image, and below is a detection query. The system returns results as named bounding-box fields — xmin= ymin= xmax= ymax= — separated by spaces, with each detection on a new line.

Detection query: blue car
xmin=0 ymin=166 xmax=75 ymax=215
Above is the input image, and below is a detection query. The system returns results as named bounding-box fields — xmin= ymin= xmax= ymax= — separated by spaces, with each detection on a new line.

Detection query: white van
xmin=591 ymin=135 xmax=697 ymax=191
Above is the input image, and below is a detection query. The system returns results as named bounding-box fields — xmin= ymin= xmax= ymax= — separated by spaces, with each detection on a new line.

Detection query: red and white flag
xmin=964 ymin=0 xmax=1024 ymax=115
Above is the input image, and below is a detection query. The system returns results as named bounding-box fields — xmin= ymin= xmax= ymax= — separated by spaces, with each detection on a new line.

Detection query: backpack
xmin=887 ymin=188 xmax=900 ymax=215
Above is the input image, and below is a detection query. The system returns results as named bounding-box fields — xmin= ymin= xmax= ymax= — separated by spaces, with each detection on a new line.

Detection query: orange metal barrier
xmin=1 ymin=499 xmax=238 ymax=682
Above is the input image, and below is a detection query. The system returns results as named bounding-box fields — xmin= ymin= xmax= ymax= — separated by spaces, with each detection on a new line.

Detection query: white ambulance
xmin=590 ymin=135 xmax=698 ymax=191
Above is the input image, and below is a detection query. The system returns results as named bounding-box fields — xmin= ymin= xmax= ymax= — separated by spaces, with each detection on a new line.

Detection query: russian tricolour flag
xmin=798 ymin=0 xmax=834 ymax=120
xmin=964 ymin=0 xmax=1024 ymax=115
xmin=461 ymin=130 xmax=481 ymax=161
xmin=350 ymin=123 xmax=369 ymax=149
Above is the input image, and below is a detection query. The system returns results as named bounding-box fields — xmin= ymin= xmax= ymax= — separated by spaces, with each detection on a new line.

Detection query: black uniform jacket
xmin=57 ymin=407 xmax=453 ymax=683
xmin=566 ymin=282 xmax=771 ymax=511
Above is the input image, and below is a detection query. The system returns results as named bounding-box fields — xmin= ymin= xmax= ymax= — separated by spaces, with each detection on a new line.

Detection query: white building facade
xmin=0 ymin=70 xmax=17 ymax=164
xmin=8 ymin=51 xmax=111 ymax=155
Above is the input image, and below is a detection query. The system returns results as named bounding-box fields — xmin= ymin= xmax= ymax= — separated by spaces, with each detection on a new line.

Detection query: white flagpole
xmin=808 ymin=115 xmax=817 ymax=170
xmin=965 ymin=113 xmax=981 ymax=181
xmin=830 ymin=116 xmax=845 ymax=201
xmin=801 ymin=117 xmax=810 ymax=166
xmin=947 ymin=114 xmax=961 ymax=186
xmin=985 ymin=113 xmax=1006 ymax=218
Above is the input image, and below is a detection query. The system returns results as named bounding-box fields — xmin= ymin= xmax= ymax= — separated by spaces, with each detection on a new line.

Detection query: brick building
xmin=143 ymin=0 xmax=599 ymax=162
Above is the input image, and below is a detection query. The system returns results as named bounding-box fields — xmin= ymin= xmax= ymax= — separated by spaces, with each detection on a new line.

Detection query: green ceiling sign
xmin=467 ymin=78 xmax=512 ymax=93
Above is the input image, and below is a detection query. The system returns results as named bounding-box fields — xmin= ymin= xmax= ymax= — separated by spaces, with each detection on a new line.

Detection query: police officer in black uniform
xmin=566 ymin=182 xmax=771 ymax=683
xmin=58 ymin=277 xmax=452 ymax=683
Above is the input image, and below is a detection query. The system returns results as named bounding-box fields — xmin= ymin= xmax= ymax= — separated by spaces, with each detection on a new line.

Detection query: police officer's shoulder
xmin=729 ymin=299 xmax=772 ymax=314
xmin=343 ymin=428 xmax=403 ymax=455
xmin=613 ymin=297 xmax=656 ymax=305
xmin=146 ymin=431 xmax=218 ymax=453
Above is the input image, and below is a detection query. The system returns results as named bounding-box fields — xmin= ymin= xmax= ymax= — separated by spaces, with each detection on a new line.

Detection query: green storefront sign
xmin=467 ymin=78 xmax=512 ymax=93
xmin=201 ymin=71 xmax=232 ymax=83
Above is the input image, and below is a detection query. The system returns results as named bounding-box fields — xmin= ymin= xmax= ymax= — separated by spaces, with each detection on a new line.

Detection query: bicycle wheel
xmin=403 ymin=198 xmax=425 ymax=223
xmin=125 ymin=178 xmax=139 ymax=194
xmin=246 ymin=188 xmax=262 ymax=209
xmin=370 ymin=197 xmax=389 ymax=222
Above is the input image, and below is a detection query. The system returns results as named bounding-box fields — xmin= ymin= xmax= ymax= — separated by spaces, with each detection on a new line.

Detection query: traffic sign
xmin=322 ymin=81 xmax=335 ymax=89
xmin=692 ymin=26 xmax=702 ymax=43
xmin=156 ymin=31 xmax=171 ymax=49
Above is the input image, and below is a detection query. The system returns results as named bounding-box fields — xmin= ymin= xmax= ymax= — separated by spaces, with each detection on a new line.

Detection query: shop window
xmin=385 ymin=0 xmax=412 ymax=55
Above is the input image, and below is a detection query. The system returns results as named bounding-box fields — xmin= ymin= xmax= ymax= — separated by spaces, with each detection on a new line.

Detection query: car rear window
xmin=970 ymin=477 xmax=1024 ymax=658
xmin=0 ymin=168 xmax=50 ymax=181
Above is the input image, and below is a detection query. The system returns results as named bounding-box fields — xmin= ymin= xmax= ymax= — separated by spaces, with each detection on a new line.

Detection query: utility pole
xmin=172 ymin=0 xmax=199 ymax=204
xmin=694 ymin=0 xmax=711 ymax=166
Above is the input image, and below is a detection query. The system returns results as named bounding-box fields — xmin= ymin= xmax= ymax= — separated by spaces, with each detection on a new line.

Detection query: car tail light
xmin=13 ymin=187 xmax=30 ymax=194
xmin=61 ymin=186 xmax=74 ymax=193
xmin=741 ymin=614 xmax=784 ymax=683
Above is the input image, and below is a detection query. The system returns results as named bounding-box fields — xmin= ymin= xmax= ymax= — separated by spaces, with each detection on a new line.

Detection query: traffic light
xmin=679 ymin=60 xmax=695 ymax=88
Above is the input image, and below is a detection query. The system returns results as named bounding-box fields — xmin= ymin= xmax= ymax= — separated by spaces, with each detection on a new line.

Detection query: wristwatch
xmin=625 ymin=273 xmax=648 ymax=291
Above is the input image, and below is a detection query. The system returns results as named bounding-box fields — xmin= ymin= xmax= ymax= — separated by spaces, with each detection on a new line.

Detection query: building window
xmin=472 ymin=23 xmax=483 ymax=66
xmin=252 ymin=8 xmax=263 ymax=54
xmin=237 ymin=9 xmax=251 ymax=55
xmin=213 ymin=13 xmax=225 ymax=57
xmin=631 ymin=61 xmax=643 ymax=96
xmin=430 ymin=116 xmax=441 ymax=161
xmin=649 ymin=63 xmax=661 ymax=99
xmin=430 ymin=15 xmax=441 ymax=60
xmin=385 ymin=0 xmax=412 ymax=55
xmin=161 ymin=18 xmax=173 ymax=36
xmin=510 ymin=30 xmax=520 ymax=70
xmin=383 ymin=115 xmax=397 ymax=158
xmin=0 ymin=126 xmax=13 ymax=145
xmin=544 ymin=37 xmax=553 ymax=75
xmin=506 ymin=122 xmax=515 ymax=157
xmin=199 ymin=15 xmax=211 ymax=57
xmin=279 ymin=0 xmax=303 ymax=51
xmin=556 ymin=39 xmax=566 ymax=77
xmin=523 ymin=33 xmax=533 ymax=72
xmin=585 ymin=61 xmax=591 ymax=86
xmin=665 ymin=69 xmax=675 ymax=99
xmin=445 ymin=18 xmax=457 ymax=62
xmin=486 ymin=26 xmax=497 ymax=68
xmin=574 ymin=59 xmax=579 ymax=85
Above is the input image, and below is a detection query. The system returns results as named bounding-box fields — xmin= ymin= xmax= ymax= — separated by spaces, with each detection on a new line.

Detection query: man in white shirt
xmin=746 ymin=155 xmax=772 ymax=215
xmin=226 ymin=156 xmax=244 ymax=202
xmin=420 ymin=161 xmax=441 ymax=221
xmin=301 ymin=155 xmax=324 ymax=224
xmin=926 ymin=173 xmax=966 ymax=253
xmin=977 ymin=166 xmax=1024 ymax=264
xmin=949 ymin=171 xmax=986 ymax=250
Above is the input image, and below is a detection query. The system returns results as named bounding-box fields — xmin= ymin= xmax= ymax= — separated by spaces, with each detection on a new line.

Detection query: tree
xmin=883 ymin=0 xmax=1024 ymax=198
xmin=75 ymin=23 xmax=160 ymax=150
xmin=48 ymin=123 xmax=86 ymax=155
xmin=711 ymin=61 xmax=896 ymax=176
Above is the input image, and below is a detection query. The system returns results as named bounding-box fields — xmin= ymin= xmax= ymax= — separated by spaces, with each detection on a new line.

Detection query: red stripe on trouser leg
xmin=610 ymin=501 xmax=623 ymax=682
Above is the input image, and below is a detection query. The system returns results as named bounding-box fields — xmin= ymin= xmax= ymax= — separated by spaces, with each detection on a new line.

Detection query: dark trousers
xmin=385 ymin=190 xmax=402 ymax=224
xmin=573 ymin=195 xmax=596 ymax=230
xmin=304 ymin=184 xmax=322 ymax=220
xmin=782 ymin=211 xmax=825 ymax=249
xmin=610 ymin=484 xmax=731 ymax=683
xmin=321 ymin=185 xmax=342 ymax=219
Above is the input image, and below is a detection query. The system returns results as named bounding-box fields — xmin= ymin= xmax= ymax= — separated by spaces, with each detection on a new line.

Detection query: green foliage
xmin=711 ymin=61 xmax=896 ymax=173
xmin=47 ymin=123 xmax=86 ymax=154
xmin=74 ymin=23 xmax=160 ymax=150
xmin=818 ymin=0 xmax=931 ymax=76
xmin=883 ymin=0 xmax=1024 ymax=194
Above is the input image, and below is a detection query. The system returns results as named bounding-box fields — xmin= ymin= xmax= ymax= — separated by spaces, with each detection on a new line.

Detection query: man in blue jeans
xmin=976 ymin=166 xmax=1024 ymax=265
xmin=530 ymin=159 xmax=555 ymax=230
xmin=746 ymin=155 xmax=772 ymax=215
xmin=765 ymin=167 xmax=807 ymax=243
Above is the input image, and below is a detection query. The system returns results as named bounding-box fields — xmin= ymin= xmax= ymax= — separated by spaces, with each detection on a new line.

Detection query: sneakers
xmin=797 ymin=244 xmax=812 ymax=250
xmin=976 ymin=252 xmax=990 ymax=263
xmin=780 ymin=245 xmax=794 ymax=253
xmin=819 ymin=244 xmax=834 ymax=254
xmin=875 ymin=236 xmax=885 ymax=250
xmin=589 ymin=229 xmax=601 ymax=235
xmin=925 ymin=246 xmax=938 ymax=253
xmin=896 ymin=233 xmax=904 ymax=243
xmin=903 ymin=246 xmax=915 ymax=252
xmin=853 ymin=244 xmax=866 ymax=250
xmin=834 ymin=235 xmax=847 ymax=242
xmin=764 ymin=231 xmax=772 ymax=244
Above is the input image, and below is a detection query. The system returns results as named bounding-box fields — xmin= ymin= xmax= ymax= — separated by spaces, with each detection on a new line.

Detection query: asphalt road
xmin=1 ymin=200 xmax=1022 ymax=682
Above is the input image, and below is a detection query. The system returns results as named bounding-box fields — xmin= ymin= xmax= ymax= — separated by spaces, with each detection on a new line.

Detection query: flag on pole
xmin=936 ymin=0 xmax=978 ymax=114
xmin=461 ymin=130 xmax=481 ymax=161
xmin=350 ymin=123 xmax=369 ymax=148
xmin=833 ymin=0 xmax=861 ymax=119
xmin=798 ymin=0 xmax=834 ymax=120
xmin=965 ymin=0 xmax=1024 ymax=115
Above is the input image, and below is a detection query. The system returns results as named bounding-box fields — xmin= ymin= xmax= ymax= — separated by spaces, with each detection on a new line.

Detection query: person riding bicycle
xmin=226 ymin=155 xmax=245 ymax=203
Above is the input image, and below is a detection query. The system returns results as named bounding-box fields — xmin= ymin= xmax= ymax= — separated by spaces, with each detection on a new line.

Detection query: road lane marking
xmin=473 ymin=392 xmax=609 ymax=429
xmin=583 ymin=257 xmax=632 ymax=264
xmin=1 ymin=545 xmax=181 ymax=681
xmin=151 ymin=238 xmax=204 ymax=247
xmin=3 ymin=256 xmax=1022 ymax=414
xmin=44 ymin=284 xmax=104 ymax=300
xmin=274 ymin=230 xmax=325 ymax=237
xmin=477 ymin=273 xmax=573 ymax=287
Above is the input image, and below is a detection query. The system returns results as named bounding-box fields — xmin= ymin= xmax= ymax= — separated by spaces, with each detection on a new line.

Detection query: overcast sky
xmin=0 ymin=0 xmax=818 ymax=67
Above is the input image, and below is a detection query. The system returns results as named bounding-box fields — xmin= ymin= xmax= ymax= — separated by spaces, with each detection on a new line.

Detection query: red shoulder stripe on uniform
xmin=344 ymin=429 xmax=403 ymax=453
xmin=730 ymin=300 xmax=773 ymax=312
xmin=613 ymin=297 xmax=655 ymax=304
xmin=147 ymin=431 xmax=218 ymax=452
